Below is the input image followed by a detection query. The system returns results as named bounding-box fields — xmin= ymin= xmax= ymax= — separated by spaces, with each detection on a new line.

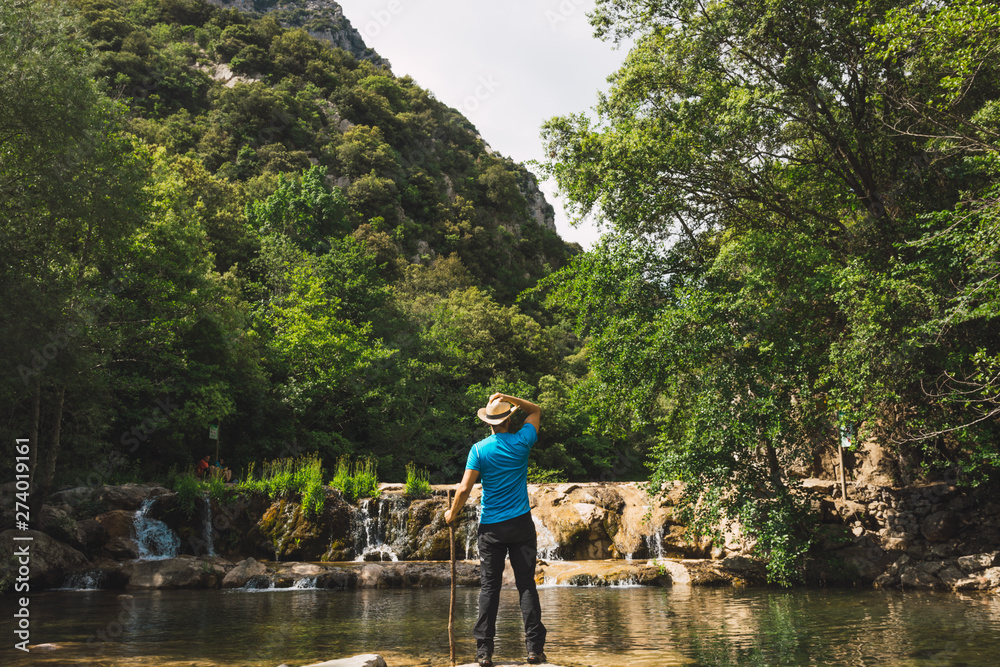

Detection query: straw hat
xmin=477 ymin=398 xmax=517 ymax=425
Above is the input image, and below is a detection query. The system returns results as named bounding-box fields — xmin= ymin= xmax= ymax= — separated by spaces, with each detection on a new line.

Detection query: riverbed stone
xmin=127 ymin=555 xmax=226 ymax=589
xmin=222 ymin=557 xmax=268 ymax=588
xmin=296 ymin=655 xmax=388 ymax=667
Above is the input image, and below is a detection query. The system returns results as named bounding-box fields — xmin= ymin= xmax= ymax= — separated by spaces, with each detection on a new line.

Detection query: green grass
xmin=404 ymin=462 xmax=433 ymax=498
xmin=330 ymin=456 xmax=381 ymax=503
xmin=239 ymin=453 xmax=326 ymax=517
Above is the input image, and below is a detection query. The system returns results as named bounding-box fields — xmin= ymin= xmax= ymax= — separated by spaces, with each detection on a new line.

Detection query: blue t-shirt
xmin=466 ymin=423 xmax=537 ymax=524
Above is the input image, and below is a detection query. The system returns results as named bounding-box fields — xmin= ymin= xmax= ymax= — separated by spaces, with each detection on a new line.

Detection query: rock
xmin=873 ymin=572 xmax=897 ymax=588
xmin=127 ymin=556 xmax=226 ymax=589
xmin=900 ymin=566 xmax=941 ymax=589
xmin=99 ymin=484 xmax=172 ymax=512
xmin=938 ymin=565 xmax=981 ymax=590
xmin=882 ymin=537 xmax=910 ymax=552
xmin=95 ymin=510 xmax=135 ymax=540
xmin=77 ymin=518 xmax=107 ymax=552
xmin=96 ymin=509 xmax=139 ymax=559
xmin=358 ymin=564 xmax=387 ymax=588
xmin=315 ymin=569 xmax=357 ymax=590
xmin=920 ymin=511 xmax=960 ymax=542
xmin=297 ymin=655 xmax=387 ymax=667
xmin=720 ymin=555 xmax=753 ymax=571
xmin=918 ymin=560 xmax=944 ymax=575
xmin=222 ymin=557 xmax=268 ymax=588
xmin=47 ymin=486 xmax=101 ymax=516
xmin=590 ymin=487 xmax=626 ymax=514
xmin=981 ymin=567 xmax=1000 ymax=589
xmin=39 ymin=505 xmax=85 ymax=549
xmin=957 ymin=552 xmax=999 ymax=573
xmin=0 ymin=529 xmax=92 ymax=588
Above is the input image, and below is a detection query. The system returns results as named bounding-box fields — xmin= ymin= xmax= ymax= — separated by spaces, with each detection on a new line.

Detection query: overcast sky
xmin=335 ymin=0 xmax=630 ymax=249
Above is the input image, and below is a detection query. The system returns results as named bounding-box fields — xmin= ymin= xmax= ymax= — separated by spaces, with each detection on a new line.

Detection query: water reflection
xmin=2 ymin=586 xmax=1000 ymax=666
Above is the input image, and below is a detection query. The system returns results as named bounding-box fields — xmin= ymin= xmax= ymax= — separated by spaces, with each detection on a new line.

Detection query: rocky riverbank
xmin=2 ymin=479 xmax=999 ymax=593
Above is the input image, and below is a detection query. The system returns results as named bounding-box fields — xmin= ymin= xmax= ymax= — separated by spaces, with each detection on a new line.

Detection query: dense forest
xmin=541 ymin=0 xmax=1000 ymax=581
xmin=3 ymin=0 xmax=1000 ymax=583
xmin=0 ymin=0 xmax=636 ymax=507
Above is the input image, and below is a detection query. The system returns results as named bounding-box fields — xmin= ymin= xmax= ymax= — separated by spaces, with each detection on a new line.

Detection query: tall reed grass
xmin=239 ymin=453 xmax=326 ymax=517
xmin=404 ymin=462 xmax=433 ymax=498
xmin=330 ymin=456 xmax=380 ymax=503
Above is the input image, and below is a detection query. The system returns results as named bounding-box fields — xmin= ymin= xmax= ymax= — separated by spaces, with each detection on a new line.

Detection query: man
xmin=445 ymin=392 xmax=547 ymax=666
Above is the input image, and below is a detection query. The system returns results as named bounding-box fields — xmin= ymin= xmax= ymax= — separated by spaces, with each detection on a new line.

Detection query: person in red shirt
xmin=196 ymin=454 xmax=210 ymax=478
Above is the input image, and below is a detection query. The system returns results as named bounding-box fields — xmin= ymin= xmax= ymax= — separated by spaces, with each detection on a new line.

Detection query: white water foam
xmin=134 ymin=498 xmax=181 ymax=560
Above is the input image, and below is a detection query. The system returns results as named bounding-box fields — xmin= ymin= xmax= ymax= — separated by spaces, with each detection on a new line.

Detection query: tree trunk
xmin=34 ymin=384 xmax=66 ymax=511
xmin=764 ymin=443 xmax=786 ymax=494
xmin=28 ymin=378 xmax=40 ymax=489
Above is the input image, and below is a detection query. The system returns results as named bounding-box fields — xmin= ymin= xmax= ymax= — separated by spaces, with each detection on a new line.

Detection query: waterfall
xmin=460 ymin=502 xmax=482 ymax=560
xmin=533 ymin=515 xmax=561 ymax=561
xmin=644 ymin=526 xmax=665 ymax=560
xmin=134 ymin=498 xmax=181 ymax=560
xmin=201 ymin=495 xmax=216 ymax=557
xmin=351 ymin=496 xmax=404 ymax=561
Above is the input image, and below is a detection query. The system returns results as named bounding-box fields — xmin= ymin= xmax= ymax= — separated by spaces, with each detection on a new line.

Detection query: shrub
xmin=167 ymin=470 xmax=203 ymax=518
xmin=330 ymin=456 xmax=380 ymax=503
xmin=404 ymin=462 xmax=433 ymax=498
xmin=238 ymin=453 xmax=325 ymax=517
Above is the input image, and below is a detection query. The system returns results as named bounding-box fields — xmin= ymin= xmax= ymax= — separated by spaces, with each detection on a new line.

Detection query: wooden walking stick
xmin=448 ymin=488 xmax=457 ymax=666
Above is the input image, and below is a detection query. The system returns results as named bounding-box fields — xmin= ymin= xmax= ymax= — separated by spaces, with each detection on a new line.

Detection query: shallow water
xmin=4 ymin=584 xmax=1000 ymax=666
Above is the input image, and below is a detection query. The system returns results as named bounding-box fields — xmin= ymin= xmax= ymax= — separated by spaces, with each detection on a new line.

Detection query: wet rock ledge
xmin=284 ymin=654 xmax=567 ymax=667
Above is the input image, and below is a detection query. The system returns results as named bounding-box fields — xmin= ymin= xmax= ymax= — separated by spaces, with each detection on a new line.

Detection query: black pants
xmin=475 ymin=511 xmax=546 ymax=656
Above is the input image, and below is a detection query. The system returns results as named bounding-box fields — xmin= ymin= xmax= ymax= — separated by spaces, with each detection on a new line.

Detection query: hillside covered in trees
xmin=0 ymin=0 xmax=638 ymax=504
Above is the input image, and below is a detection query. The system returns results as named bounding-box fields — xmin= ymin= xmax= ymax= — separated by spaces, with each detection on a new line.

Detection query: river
xmin=3 ymin=585 xmax=999 ymax=666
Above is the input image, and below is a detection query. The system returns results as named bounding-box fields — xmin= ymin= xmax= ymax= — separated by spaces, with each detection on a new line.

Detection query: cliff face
xmin=207 ymin=0 xmax=386 ymax=66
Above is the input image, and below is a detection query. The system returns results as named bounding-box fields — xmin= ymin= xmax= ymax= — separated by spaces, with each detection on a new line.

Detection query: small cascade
xmin=533 ymin=515 xmax=561 ymax=561
xmin=351 ymin=496 xmax=405 ymax=561
xmin=644 ymin=525 xmax=665 ymax=560
xmin=134 ymin=498 xmax=181 ymax=561
xmin=200 ymin=495 xmax=216 ymax=557
xmin=60 ymin=570 xmax=104 ymax=590
xmin=291 ymin=576 xmax=319 ymax=589
xmin=242 ymin=575 xmax=274 ymax=591
xmin=459 ymin=502 xmax=482 ymax=560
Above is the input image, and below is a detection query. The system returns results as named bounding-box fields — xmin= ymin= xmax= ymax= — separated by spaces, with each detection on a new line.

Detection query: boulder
xmin=981 ymin=567 xmax=1000 ymax=589
xmin=99 ymin=484 xmax=172 ymax=512
xmin=900 ymin=566 xmax=941 ymax=589
xmin=222 ymin=557 xmax=269 ymax=588
xmin=96 ymin=509 xmax=138 ymax=559
xmin=957 ymin=552 xmax=999 ymax=573
xmin=920 ymin=511 xmax=960 ymax=542
xmin=96 ymin=510 xmax=135 ymax=540
xmin=358 ymin=564 xmax=389 ymax=588
xmin=938 ymin=565 xmax=980 ymax=590
xmin=296 ymin=656 xmax=387 ymax=667
xmin=39 ymin=505 xmax=85 ymax=550
xmin=0 ymin=529 xmax=92 ymax=589
xmin=315 ymin=569 xmax=357 ymax=590
xmin=127 ymin=556 xmax=226 ymax=589
xmin=47 ymin=486 xmax=102 ymax=516
xmin=77 ymin=518 xmax=108 ymax=552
